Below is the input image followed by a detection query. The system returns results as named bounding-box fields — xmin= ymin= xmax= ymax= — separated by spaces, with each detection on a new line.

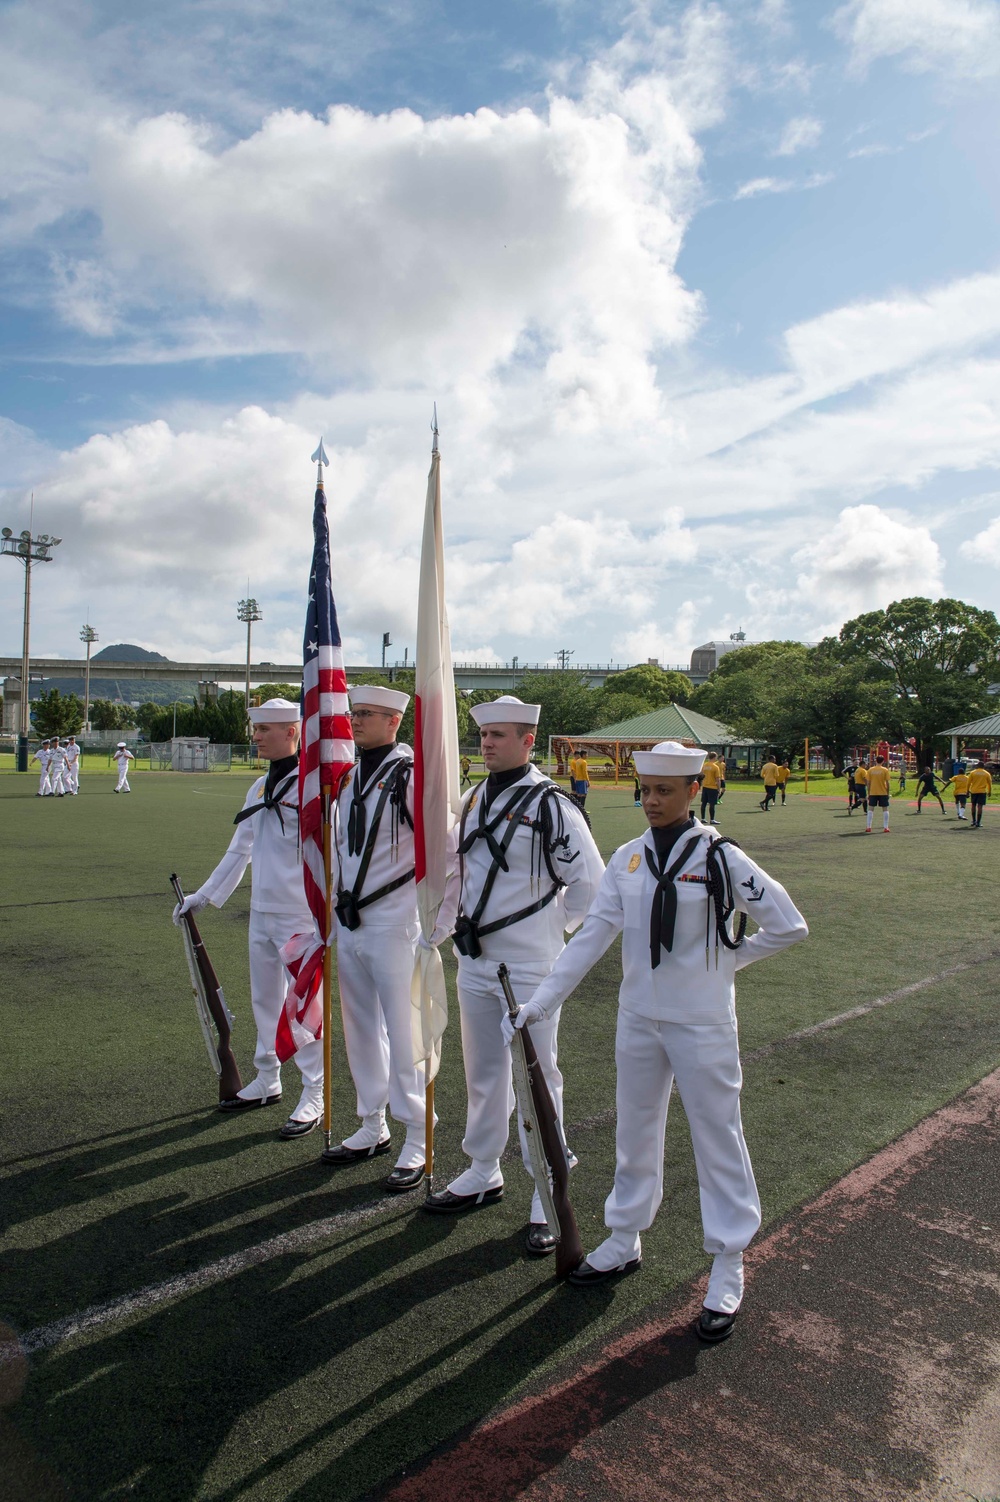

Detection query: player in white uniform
xmin=173 ymin=699 xmax=323 ymax=1135
xmin=113 ymin=742 xmax=134 ymax=792
xmin=48 ymin=739 xmax=69 ymax=796
xmin=64 ymin=735 xmax=81 ymax=794
xmin=30 ymin=741 xmax=53 ymax=796
xmin=513 ymin=741 xmax=808 ymax=1340
xmin=322 ymin=684 xmax=428 ymax=1191
xmin=424 ymin=696 xmax=605 ymax=1255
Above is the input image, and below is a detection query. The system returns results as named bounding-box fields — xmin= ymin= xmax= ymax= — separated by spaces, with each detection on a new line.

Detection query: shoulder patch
xmin=627 ymin=852 xmax=642 ymax=872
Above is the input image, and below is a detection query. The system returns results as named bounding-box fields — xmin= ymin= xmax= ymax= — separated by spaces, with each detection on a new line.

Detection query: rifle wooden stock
xmin=170 ymin=875 xmax=244 ymax=1101
xmin=497 ymin=964 xmax=585 ymax=1279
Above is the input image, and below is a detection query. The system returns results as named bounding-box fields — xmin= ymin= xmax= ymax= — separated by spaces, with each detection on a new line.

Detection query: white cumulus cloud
xmin=790 ymin=504 xmax=943 ymax=628
xmin=959 ymin=509 xmax=1000 ymax=564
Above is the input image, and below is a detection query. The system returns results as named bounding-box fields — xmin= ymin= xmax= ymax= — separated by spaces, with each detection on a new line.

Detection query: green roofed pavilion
xmin=578 ymin=701 xmax=748 ymax=745
xmin=941 ymin=713 xmax=1000 ymax=739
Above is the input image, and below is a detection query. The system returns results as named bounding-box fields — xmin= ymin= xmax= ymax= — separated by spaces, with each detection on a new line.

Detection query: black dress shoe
xmin=384 ymin=1164 xmax=426 ymax=1194
xmin=696 ymin=1308 xmax=738 ymax=1343
xmin=218 ymin=1093 xmax=281 ymax=1112
xmin=525 ymin=1222 xmax=557 ymax=1256
xmin=422 ymin=1185 xmax=503 ymax=1214
xmin=567 ymin=1255 xmax=641 ymax=1287
xmin=320 ymin=1137 xmax=392 ymax=1165
xmin=278 ymin=1115 xmax=320 ymax=1139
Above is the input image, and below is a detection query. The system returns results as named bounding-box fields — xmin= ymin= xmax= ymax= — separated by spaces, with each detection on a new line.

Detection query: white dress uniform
xmin=64 ymin=740 xmax=80 ymax=793
xmin=113 ymin=746 xmax=134 ymax=792
xmin=528 ymin=742 xmax=808 ymax=1313
xmin=434 ymin=703 xmax=605 ymax=1221
xmin=197 ymin=755 xmax=323 ymax=1119
xmin=30 ymin=745 xmax=53 ymax=795
xmin=48 ymin=742 xmax=68 ymax=796
xmin=333 ymin=732 xmax=427 ymax=1166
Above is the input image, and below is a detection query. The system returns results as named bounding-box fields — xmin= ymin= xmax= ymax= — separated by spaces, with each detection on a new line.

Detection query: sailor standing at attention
xmin=322 ymin=684 xmax=429 ymax=1193
xmin=511 ymin=742 xmax=807 ymax=1338
xmin=30 ymin=740 xmax=53 ymax=796
xmin=172 ymin=699 xmax=323 ymax=1136
xmin=424 ymin=696 xmax=605 ymax=1255
xmin=64 ymin=734 xmax=81 ymax=794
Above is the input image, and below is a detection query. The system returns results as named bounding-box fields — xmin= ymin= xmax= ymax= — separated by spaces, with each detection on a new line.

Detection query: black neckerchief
xmin=484 ymin=762 xmax=531 ymax=810
xmin=348 ymin=744 xmax=397 ymax=856
xmin=644 ymin=817 xmax=700 ymax=969
xmin=234 ymin=753 xmax=299 ymax=830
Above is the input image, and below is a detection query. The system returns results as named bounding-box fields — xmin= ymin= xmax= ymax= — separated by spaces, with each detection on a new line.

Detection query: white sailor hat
xmin=633 ymin=740 xmax=706 ymax=777
xmin=247 ymin=697 xmax=301 ymax=725
xmin=470 ymin=694 xmax=541 ymax=728
xmin=348 ymin=684 xmax=410 ymax=714
xmin=116 ymin=741 xmax=127 ymax=748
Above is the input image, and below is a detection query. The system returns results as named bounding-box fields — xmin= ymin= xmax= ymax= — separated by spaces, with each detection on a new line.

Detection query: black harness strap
xmin=454 ymin=780 xmax=571 ymax=952
xmin=335 ymin=758 xmax=414 ymax=928
xmin=704 ymin=835 xmax=748 ymax=956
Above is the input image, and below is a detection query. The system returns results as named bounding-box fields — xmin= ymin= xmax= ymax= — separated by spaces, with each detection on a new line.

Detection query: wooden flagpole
xmin=322 ymin=788 xmax=333 ymax=1153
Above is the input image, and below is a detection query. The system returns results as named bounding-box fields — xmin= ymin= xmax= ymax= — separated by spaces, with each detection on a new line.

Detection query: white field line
xmin=1 ymin=1199 xmax=395 ymax=1364
xmin=4 ymin=947 xmax=1000 ymax=1367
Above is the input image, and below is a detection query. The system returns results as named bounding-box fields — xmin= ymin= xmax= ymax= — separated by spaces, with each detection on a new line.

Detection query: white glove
xmin=416 ymin=933 xmax=437 ymax=952
xmin=500 ymin=1000 xmax=545 ymax=1047
xmin=172 ymin=891 xmax=209 ymax=927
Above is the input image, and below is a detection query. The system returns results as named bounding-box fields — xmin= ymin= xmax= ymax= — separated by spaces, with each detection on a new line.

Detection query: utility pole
xmin=1 ymin=513 xmax=61 ymax=770
xmin=237 ymin=595 xmax=263 ymax=728
xmin=80 ymin=622 xmax=98 ymax=730
xmin=382 ymin=631 xmax=392 ymax=669
xmin=556 ymin=648 xmax=574 ymax=670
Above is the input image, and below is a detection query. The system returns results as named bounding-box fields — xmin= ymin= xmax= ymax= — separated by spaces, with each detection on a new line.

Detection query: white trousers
xmin=50 ymin=765 xmax=66 ymax=794
xmin=38 ymin=766 xmax=51 ymax=795
xmin=66 ymin=762 xmax=79 ymax=793
xmin=248 ymin=910 xmax=324 ymax=1101
xmin=336 ymin=920 xmax=426 ymax=1139
xmin=115 ymin=766 xmax=130 ymax=791
xmin=455 ymin=960 xmax=563 ymax=1205
xmin=606 ymin=1010 xmax=761 ymax=1263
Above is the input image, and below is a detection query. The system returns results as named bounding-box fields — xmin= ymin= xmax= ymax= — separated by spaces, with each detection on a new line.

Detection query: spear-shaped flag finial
xmin=431 ymin=404 xmax=439 ymax=456
xmin=311 ymin=438 xmax=329 ymax=489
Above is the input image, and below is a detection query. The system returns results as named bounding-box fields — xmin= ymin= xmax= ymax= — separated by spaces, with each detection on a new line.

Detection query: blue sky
xmin=1 ymin=0 xmax=999 ymax=671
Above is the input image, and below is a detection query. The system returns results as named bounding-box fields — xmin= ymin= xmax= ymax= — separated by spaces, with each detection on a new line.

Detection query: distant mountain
xmin=92 ymin=643 xmax=170 ymax=663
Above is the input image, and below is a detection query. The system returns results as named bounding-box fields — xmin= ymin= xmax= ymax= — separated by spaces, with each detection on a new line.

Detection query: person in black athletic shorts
xmin=915 ymin=766 xmax=945 ymax=814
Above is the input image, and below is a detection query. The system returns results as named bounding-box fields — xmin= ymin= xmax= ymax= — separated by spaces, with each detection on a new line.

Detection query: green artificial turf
xmin=1 ymin=769 xmax=998 ymax=1501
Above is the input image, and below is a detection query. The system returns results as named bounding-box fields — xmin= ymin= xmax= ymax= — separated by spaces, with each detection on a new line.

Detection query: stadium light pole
xmin=1 ymin=518 xmax=61 ymax=766
xmin=237 ymin=596 xmax=263 ymax=725
xmin=80 ymin=622 xmax=98 ymax=731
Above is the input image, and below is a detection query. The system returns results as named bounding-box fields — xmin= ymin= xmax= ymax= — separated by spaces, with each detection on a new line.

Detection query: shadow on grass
xmin=10 ymin=1216 xmax=606 ymax=1502
xmin=0 ymin=1116 xmax=409 ymax=1330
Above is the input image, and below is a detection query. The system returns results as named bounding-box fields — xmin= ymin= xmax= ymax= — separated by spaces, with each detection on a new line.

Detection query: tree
xmin=90 ymin=699 xmax=136 ymax=732
xmin=779 ymin=657 xmax=902 ymax=775
xmin=135 ymin=703 xmax=162 ymax=739
xmin=588 ymin=691 xmax=656 ymax=728
xmin=690 ymin=642 xmax=811 ymax=741
xmin=602 ymin=663 xmax=691 ymax=707
xmin=251 ymin=682 xmax=301 ymax=705
xmin=32 ymin=688 xmax=84 ymax=738
xmin=515 ymin=671 xmax=599 ymax=748
xmin=837 ymin=598 xmax=1000 ymax=766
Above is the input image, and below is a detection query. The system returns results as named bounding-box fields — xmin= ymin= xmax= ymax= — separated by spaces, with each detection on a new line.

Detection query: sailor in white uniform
xmin=425 ymin=696 xmax=605 ymax=1255
xmin=514 ymin=741 xmax=807 ymax=1339
xmin=64 ymin=735 xmax=81 ymax=794
xmin=30 ymin=741 xmax=53 ymax=796
xmin=173 ymin=699 xmax=323 ymax=1137
xmin=113 ymin=742 xmax=134 ymax=792
xmin=322 ymin=684 xmax=428 ymax=1192
xmin=48 ymin=739 xmax=69 ymax=796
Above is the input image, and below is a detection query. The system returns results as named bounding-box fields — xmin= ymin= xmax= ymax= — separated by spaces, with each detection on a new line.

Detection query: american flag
xmin=276 ymin=446 xmax=354 ymax=1061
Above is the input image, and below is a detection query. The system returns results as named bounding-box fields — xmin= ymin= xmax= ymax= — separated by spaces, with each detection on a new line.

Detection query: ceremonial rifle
xmin=169 ymin=874 xmax=243 ymax=1101
xmin=497 ymin=963 xmax=584 ymax=1278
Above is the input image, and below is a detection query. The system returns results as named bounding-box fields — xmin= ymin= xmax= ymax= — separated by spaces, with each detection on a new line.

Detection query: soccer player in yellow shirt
xmin=942 ymin=766 xmax=970 ymax=820
xmin=699 ymin=752 xmax=725 ymax=824
xmin=776 ymin=760 xmax=791 ymax=805
xmin=864 ymin=756 xmax=892 ymax=833
xmin=967 ymin=764 xmax=993 ymax=828
xmin=759 ymin=756 xmax=779 ymax=812
xmin=853 ymin=761 xmax=869 ymax=814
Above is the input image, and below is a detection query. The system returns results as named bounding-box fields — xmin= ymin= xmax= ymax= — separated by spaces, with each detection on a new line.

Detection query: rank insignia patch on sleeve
xmin=628 ymin=852 xmax=641 ymax=872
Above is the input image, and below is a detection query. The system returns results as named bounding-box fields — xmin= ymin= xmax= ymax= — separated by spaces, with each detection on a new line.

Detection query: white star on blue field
xmin=1 ymin=0 xmax=999 ymax=670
